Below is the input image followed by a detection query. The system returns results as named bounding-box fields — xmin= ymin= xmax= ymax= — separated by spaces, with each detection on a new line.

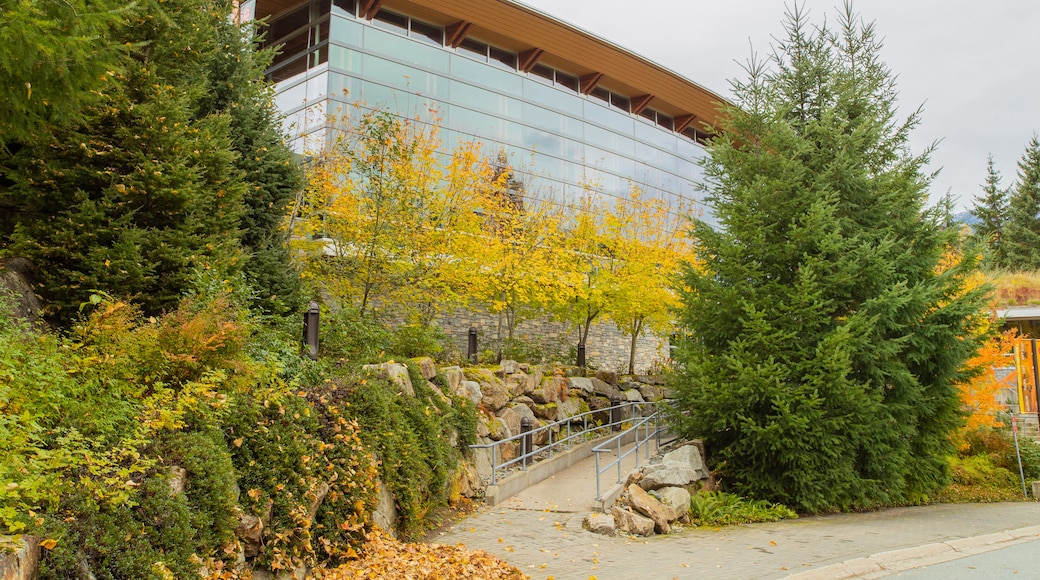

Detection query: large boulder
xmin=611 ymin=506 xmax=655 ymax=536
xmin=456 ymin=380 xmax=482 ymax=406
xmin=640 ymin=443 xmax=707 ymax=490
xmin=0 ymin=258 xmax=43 ymax=330
xmin=496 ymin=406 xmax=524 ymax=438
xmin=478 ymin=377 xmax=510 ymax=410
xmin=627 ymin=484 xmax=670 ymax=534
xmin=371 ymin=481 xmax=398 ymax=535
xmin=487 ymin=416 xmax=512 ymax=441
xmin=237 ymin=513 xmax=264 ymax=558
xmin=570 ymin=377 xmax=620 ymax=399
xmin=442 ymin=366 xmax=465 ymax=392
xmin=498 ymin=359 xmax=520 ymax=375
xmin=504 ymin=371 xmax=536 ymax=398
xmin=650 ymin=487 xmax=691 ymax=522
xmin=412 ymin=357 xmax=438 ymax=380
xmin=531 ymin=402 xmax=558 ymax=422
xmin=557 ymin=396 xmax=587 ymax=422
xmin=594 ymin=370 xmax=619 ymax=386
xmin=621 ymin=389 xmax=644 ymax=403
xmin=530 ymin=376 xmax=569 ymax=405
xmin=582 ymin=512 xmax=616 ymax=536
xmin=362 ymin=362 xmax=414 ymax=397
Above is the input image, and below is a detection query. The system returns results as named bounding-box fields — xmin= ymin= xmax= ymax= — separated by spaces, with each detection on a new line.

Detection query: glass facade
xmin=255 ymin=0 xmax=710 ymax=218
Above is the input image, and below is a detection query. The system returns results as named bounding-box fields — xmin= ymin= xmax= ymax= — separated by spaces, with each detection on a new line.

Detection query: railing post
xmin=520 ymin=416 xmax=533 ymax=468
xmin=491 ymin=444 xmax=498 ymax=485
xmin=610 ymin=395 xmax=621 ymax=432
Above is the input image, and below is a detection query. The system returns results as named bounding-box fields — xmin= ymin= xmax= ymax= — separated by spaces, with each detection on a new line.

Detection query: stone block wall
xmin=436 ymin=308 xmax=670 ymax=374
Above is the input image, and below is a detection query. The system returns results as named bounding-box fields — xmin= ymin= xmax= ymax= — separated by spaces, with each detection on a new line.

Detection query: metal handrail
xmin=592 ymin=412 xmax=663 ymax=501
xmin=469 ymin=401 xmax=656 ymax=485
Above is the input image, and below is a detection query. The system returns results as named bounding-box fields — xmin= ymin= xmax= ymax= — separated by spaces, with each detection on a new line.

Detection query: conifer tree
xmin=1004 ymin=136 xmax=1040 ymax=270
xmin=670 ymin=3 xmax=987 ymax=512
xmin=970 ymin=156 xmax=1009 ymax=268
xmin=0 ymin=0 xmax=266 ymax=323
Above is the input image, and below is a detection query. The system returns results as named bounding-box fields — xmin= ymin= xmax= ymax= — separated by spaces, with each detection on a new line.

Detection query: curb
xmin=783 ymin=524 xmax=1040 ymax=579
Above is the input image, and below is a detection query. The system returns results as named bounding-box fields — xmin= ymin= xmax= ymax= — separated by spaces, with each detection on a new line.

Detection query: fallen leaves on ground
xmin=326 ymin=530 xmax=528 ymax=579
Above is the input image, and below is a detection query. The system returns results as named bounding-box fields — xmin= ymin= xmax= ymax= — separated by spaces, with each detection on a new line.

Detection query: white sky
xmin=520 ymin=0 xmax=1040 ymax=213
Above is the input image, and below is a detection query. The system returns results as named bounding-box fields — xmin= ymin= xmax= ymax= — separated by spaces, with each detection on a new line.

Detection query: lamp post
xmin=303 ymin=301 xmax=319 ymax=360
xmin=467 ymin=326 xmax=478 ymax=364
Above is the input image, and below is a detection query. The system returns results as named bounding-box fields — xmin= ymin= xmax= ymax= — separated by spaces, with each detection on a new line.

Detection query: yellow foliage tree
xmin=292 ymin=108 xmax=500 ymax=323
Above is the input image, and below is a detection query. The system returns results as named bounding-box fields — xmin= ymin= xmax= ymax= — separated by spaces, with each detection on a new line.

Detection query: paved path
xmin=437 ymin=490 xmax=1040 ymax=579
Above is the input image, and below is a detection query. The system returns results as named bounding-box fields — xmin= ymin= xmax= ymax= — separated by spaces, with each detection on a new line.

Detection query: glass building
xmin=246 ymin=0 xmax=727 ymax=217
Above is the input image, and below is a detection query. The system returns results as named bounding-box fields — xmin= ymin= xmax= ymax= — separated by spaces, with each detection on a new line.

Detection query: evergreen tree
xmin=1004 ymin=136 xmax=1040 ymax=270
xmin=970 ymin=156 xmax=1009 ymax=268
xmin=670 ymin=3 xmax=987 ymax=512
xmin=0 ymin=0 xmax=252 ymax=323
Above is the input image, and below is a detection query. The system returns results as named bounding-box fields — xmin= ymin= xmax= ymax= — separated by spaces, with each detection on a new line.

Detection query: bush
xmin=390 ymin=322 xmax=446 ymax=359
xmin=319 ymin=306 xmax=392 ymax=364
xmin=936 ymin=454 xmax=1024 ymax=503
xmin=688 ymin=492 xmax=797 ymax=527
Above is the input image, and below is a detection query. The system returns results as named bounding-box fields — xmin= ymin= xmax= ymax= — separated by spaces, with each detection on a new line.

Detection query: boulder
xmin=412 ymin=357 xmax=437 ymax=380
xmin=594 ymin=370 xmax=619 ymax=386
xmin=530 ymin=376 xmax=569 ymax=405
xmin=456 ymin=380 xmax=482 ymax=406
xmin=488 ymin=417 xmax=512 ymax=441
xmin=362 ymin=362 xmax=414 ymax=397
xmin=582 ymin=512 xmax=616 ymax=536
xmin=0 ymin=535 xmax=40 ymax=580
xmin=621 ymin=389 xmax=644 ymax=403
xmin=168 ymin=465 xmax=187 ymax=495
xmin=371 ymin=480 xmax=398 ymax=535
xmin=635 ymin=375 xmax=667 ymax=386
xmin=442 ymin=366 xmax=464 ymax=392
xmin=650 ymin=487 xmax=691 ymax=522
xmin=531 ymin=402 xmax=559 ymax=422
xmin=504 ymin=372 xmax=535 ymax=398
xmin=471 ymin=446 xmax=494 ymax=483
xmin=427 ymin=381 xmax=450 ymax=404
xmin=480 ymin=378 xmax=510 ymax=411
xmin=640 ymin=444 xmax=707 ymax=490
xmin=499 ymin=359 xmax=520 ymax=375
xmin=636 ymin=383 xmax=664 ymax=402
xmin=237 ymin=513 xmax=264 ymax=557
xmin=496 ymin=406 xmax=524 ymax=438
xmin=611 ymin=506 xmax=655 ymax=536
xmin=557 ymin=396 xmax=587 ymax=422
xmin=475 ymin=412 xmax=491 ymax=438
xmin=627 ymin=484 xmax=671 ymax=534
xmin=306 ymin=482 xmax=330 ymax=523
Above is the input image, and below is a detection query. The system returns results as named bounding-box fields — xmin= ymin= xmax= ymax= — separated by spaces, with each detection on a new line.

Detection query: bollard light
xmin=610 ymin=394 xmax=621 ymax=432
xmin=467 ymin=326 xmax=478 ymax=364
xmin=577 ymin=341 xmax=586 ymax=368
xmin=303 ymin=301 xmax=319 ymax=360
xmin=520 ymin=416 xmax=533 ymax=468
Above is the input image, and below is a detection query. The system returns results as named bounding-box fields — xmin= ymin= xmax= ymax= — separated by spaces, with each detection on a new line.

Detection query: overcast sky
xmin=520 ymin=0 xmax=1040 ymax=213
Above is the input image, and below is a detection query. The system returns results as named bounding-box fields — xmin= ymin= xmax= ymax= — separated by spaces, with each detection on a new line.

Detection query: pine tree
xmin=669 ymin=3 xmax=987 ymax=512
xmin=0 ymin=0 xmax=253 ymax=323
xmin=970 ymin=156 xmax=1009 ymax=268
xmin=1004 ymin=136 xmax=1040 ymax=270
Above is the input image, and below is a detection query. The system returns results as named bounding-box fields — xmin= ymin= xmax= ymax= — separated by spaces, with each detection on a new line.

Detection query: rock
xmin=582 ymin=512 xmax=616 ymax=536
xmin=640 ymin=444 xmax=707 ymax=490
xmin=532 ymin=402 xmax=558 ymax=422
xmin=427 ymin=381 xmax=450 ymax=404
xmin=0 ymin=535 xmax=40 ymax=580
xmin=456 ymin=460 xmax=482 ymax=498
xmin=557 ymin=396 xmax=586 ymax=421
xmin=532 ymin=419 xmax=550 ymax=445
xmin=496 ymin=406 xmax=523 ymax=438
xmin=0 ymin=258 xmax=43 ymax=330
xmin=468 ymin=369 xmax=508 ymax=410
xmin=471 ymin=446 xmax=494 ymax=484
xmin=413 ymin=357 xmax=437 ymax=380
xmin=500 ymin=359 xmax=520 ymax=375
xmin=362 ymin=362 xmax=414 ymax=396
xmin=306 ymin=482 xmax=330 ymax=524
xmin=627 ymin=484 xmax=671 ymax=534
xmin=530 ymin=375 xmax=568 ymax=404
xmin=236 ymin=513 xmax=264 ymax=558
xmin=475 ymin=412 xmax=491 ymax=438
xmin=168 ymin=465 xmax=187 ymax=495
xmin=650 ymin=487 xmax=692 ymax=522
xmin=456 ymin=380 xmax=482 ymax=406
xmin=512 ymin=395 xmax=535 ymax=407
xmin=488 ymin=417 xmax=512 ymax=441
xmin=572 ymin=377 xmax=620 ymax=399
xmin=611 ymin=506 xmax=655 ymax=536
xmin=636 ymin=375 xmax=667 ymax=386
xmin=371 ymin=480 xmax=398 ymax=535
xmin=636 ymin=383 xmax=664 ymax=402
xmin=594 ymin=370 xmax=619 ymax=386
xmin=442 ymin=366 xmax=464 ymax=392
xmin=504 ymin=372 xmax=536 ymax=398
xmin=621 ymin=389 xmax=644 ymax=403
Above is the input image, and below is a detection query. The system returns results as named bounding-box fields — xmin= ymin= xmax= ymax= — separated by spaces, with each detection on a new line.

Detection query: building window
xmin=409 ymin=20 xmax=442 ymax=45
xmin=332 ymin=0 xmax=355 ymax=15
xmin=489 ymin=46 xmax=517 ymax=70
xmin=556 ymin=71 xmax=578 ymax=92
xmin=459 ymin=37 xmax=488 ymax=61
xmin=530 ymin=63 xmax=554 ymax=82
xmin=372 ymin=9 xmax=407 ymax=32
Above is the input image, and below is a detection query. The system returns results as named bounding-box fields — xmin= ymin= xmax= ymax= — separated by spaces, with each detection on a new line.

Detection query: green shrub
xmin=688 ymin=491 xmax=797 ymax=526
xmin=390 ymin=323 xmax=446 ymax=359
xmin=319 ymin=306 xmax=392 ymax=364
xmin=936 ymin=454 xmax=1024 ymax=503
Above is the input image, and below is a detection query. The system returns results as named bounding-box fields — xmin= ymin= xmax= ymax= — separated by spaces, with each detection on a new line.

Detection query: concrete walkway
xmin=434 ymin=450 xmax=1040 ymax=579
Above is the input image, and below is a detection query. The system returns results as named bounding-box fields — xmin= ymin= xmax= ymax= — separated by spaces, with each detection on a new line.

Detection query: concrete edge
xmin=782 ymin=524 xmax=1040 ymax=579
